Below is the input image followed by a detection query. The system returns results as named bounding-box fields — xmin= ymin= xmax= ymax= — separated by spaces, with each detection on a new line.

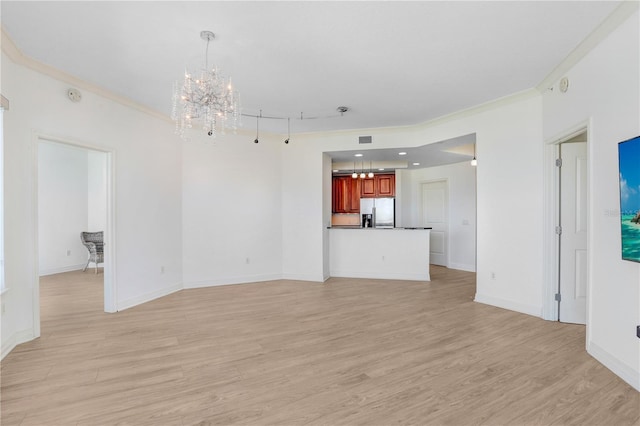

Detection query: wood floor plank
xmin=1 ymin=267 xmax=638 ymax=425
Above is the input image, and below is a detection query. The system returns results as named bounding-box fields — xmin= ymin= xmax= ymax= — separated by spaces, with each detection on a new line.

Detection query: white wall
xmin=398 ymin=161 xmax=477 ymax=272
xmin=87 ymin=150 xmax=107 ymax=232
xmin=542 ymin=10 xmax=639 ymax=390
xmin=38 ymin=141 xmax=89 ymax=275
xmin=181 ymin=131 xmax=283 ymax=288
xmin=2 ymin=51 xmax=183 ymax=356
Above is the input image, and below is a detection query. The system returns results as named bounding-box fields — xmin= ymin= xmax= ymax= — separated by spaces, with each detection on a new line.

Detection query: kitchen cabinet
xmin=332 ymin=177 xmax=361 ymax=213
xmin=360 ymin=174 xmax=395 ymax=198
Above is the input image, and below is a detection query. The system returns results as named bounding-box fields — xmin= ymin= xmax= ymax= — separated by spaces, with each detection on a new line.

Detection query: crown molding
xmin=1 ymin=27 xmax=171 ymax=123
xmin=536 ymin=1 xmax=640 ymax=92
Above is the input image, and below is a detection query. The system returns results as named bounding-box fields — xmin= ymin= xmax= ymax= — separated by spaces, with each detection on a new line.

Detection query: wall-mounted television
xmin=618 ymin=135 xmax=640 ymax=263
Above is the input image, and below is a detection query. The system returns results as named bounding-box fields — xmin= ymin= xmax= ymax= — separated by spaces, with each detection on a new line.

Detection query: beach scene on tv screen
xmin=619 ymin=136 xmax=640 ymax=262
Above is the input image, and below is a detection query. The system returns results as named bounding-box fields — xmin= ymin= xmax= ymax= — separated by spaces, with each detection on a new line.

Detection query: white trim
xmin=184 ymin=273 xmax=284 ymax=289
xmin=39 ymin=264 xmax=86 ymax=276
xmin=588 ymin=341 xmax=640 ymax=391
xmin=448 ymin=263 xmax=476 ymax=273
xmin=474 ymin=292 xmax=542 ymax=318
xmin=536 ymin=1 xmax=640 ymax=93
xmin=117 ymin=283 xmax=183 ymax=312
xmin=281 ymin=273 xmax=327 ymax=282
xmin=330 ymin=270 xmax=430 ymax=281
xmin=1 ymin=328 xmax=36 ymax=361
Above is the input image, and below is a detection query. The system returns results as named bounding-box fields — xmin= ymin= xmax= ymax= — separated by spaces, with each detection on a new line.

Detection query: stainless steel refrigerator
xmin=360 ymin=198 xmax=395 ymax=228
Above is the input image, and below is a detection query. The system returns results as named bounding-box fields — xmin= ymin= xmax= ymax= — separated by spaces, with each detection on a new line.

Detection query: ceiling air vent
xmin=359 ymin=136 xmax=372 ymax=144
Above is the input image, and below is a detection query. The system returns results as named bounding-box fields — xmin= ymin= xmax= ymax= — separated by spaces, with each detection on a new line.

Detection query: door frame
xmin=31 ymin=132 xmax=117 ymax=338
xmin=418 ymin=178 xmax=449 ymax=267
xmin=543 ymin=119 xmax=592 ymax=330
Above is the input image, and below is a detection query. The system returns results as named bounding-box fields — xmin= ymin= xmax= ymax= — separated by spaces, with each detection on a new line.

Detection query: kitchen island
xmin=329 ymin=227 xmax=431 ymax=281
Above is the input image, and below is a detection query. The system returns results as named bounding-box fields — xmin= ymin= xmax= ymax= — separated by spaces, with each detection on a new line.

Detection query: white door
xmin=559 ymin=142 xmax=588 ymax=324
xmin=421 ymin=180 xmax=448 ymax=266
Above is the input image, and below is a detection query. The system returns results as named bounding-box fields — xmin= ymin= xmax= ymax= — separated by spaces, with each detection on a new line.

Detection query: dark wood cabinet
xmin=332 ymin=177 xmax=361 ymax=213
xmin=360 ymin=174 xmax=395 ymax=198
xmin=377 ymin=174 xmax=395 ymax=197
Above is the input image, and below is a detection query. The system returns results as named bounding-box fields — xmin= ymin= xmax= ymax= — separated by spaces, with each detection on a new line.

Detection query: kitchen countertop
xmin=328 ymin=226 xmax=432 ymax=230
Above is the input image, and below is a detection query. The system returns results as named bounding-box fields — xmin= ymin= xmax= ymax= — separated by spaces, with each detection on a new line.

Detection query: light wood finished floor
xmin=1 ymin=267 xmax=638 ymax=425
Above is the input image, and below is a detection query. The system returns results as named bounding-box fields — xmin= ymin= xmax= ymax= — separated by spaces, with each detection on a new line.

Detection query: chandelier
xmin=172 ymin=31 xmax=240 ymax=140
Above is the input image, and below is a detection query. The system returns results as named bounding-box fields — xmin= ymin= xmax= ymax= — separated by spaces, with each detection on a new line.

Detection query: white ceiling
xmin=1 ymin=1 xmax=621 ymax=137
xmin=328 ymin=133 xmax=476 ymax=173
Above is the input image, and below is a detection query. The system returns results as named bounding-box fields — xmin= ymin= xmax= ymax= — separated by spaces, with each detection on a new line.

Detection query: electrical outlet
xmin=491 ymin=272 xmax=496 ymax=280
xmin=160 ymin=266 xmax=165 ymax=274
xmin=66 ymin=250 xmax=71 ymax=256
xmin=245 ymin=257 xmax=250 ymax=264
xmin=382 ymin=255 xmax=385 ymax=261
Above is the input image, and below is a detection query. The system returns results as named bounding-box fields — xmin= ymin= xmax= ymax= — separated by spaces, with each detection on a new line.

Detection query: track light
xmin=284 ymin=118 xmax=290 ymax=144
xmin=254 ymin=112 xmax=260 ymax=143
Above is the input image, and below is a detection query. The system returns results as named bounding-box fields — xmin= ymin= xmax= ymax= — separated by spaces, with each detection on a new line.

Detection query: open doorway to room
xmin=35 ymin=136 xmax=115 ymax=338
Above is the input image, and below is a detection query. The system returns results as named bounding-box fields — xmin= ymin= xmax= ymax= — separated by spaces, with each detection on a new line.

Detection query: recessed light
xmin=354 ymin=153 xmax=363 ymax=157
xmin=333 ymin=169 xmax=339 ymax=172
xmin=378 ymin=168 xmax=385 ymax=171
xmin=398 ymin=152 xmax=407 ymax=156
xmin=413 ymin=162 xmax=420 ymax=166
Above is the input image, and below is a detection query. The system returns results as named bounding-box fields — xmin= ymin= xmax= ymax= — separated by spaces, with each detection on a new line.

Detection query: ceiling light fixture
xmin=368 ymin=161 xmax=374 ymax=178
xmin=172 ymin=30 xmax=240 ymax=140
xmin=471 ymin=143 xmax=477 ymax=166
xmin=352 ymin=162 xmax=358 ymax=179
xmin=399 ymin=152 xmax=407 ymax=156
xmin=355 ymin=153 xmax=363 ymax=157
xmin=254 ymin=112 xmax=260 ymax=143
xmin=284 ymin=118 xmax=290 ymax=144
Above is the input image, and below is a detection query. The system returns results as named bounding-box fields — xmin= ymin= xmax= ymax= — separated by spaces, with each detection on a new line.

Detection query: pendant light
xmin=284 ymin=117 xmax=290 ymax=144
xmin=368 ymin=161 xmax=374 ymax=178
xmin=359 ymin=161 xmax=366 ymax=179
xmin=470 ymin=143 xmax=477 ymax=166
xmin=352 ymin=162 xmax=358 ymax=179
xmin=254 ymin=111 xmax=260 ymax=143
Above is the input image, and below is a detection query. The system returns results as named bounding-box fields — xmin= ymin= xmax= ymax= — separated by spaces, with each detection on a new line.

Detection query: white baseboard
xmin=281 ymin=272 xmax=326 ymax=282
xmin=474 ymin=292 xmax=542 ymax=318
xmin=184 ymin=273 xmax=284 ymax=289
xmin=448 ymin=262 xmax=476 ymax=272
xmin=117 ymin=283 xmax=183 ymax=312
xmin=330 ymin=270 xmax=430 ymax=281
xmin=1 ymin=328 xmax=36 ymax=360
xmin=588 ymin=341 xmax=640 ymax=391
xmin=39 ymin=263 xmax=86 ymax=276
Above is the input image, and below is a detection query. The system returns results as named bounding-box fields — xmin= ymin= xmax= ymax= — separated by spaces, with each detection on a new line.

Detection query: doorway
xmin=544 ymin=124 xmax=590 ymax=324
xmin=32 ymin=135 xmax=116 ymax=337
xmin=421 ymin=179 xmax=449 ymax=267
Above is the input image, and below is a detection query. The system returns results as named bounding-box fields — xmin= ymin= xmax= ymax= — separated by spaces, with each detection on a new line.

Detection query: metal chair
xmin=80 ymin=231 xmax=104 ymax=274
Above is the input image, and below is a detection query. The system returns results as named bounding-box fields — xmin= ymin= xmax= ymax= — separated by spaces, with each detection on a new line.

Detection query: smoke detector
xmin=67 ymin=88 xmax=82 ymax=102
